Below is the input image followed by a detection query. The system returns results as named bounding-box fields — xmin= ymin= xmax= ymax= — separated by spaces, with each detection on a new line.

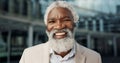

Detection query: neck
xmin=55 ymin=49 xmax=71 ymax=58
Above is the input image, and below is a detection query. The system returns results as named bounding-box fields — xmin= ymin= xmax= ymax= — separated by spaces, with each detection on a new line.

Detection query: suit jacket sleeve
xmin=19 ymin=49 xmax=26 ymax=63
xmin=98 ymin=54 xmax=102 ymax=63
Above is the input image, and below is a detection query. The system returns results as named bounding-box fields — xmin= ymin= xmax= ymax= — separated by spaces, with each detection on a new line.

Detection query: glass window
xmin=0 ymin=0 xmax=9 ymax=12
xmin=22 ymin=0 xmax=28 ymax=16
xmin=13 ymin=0 xmax=19 ymax=14
xmin=117 ymin=5 xmax=120 ymax=14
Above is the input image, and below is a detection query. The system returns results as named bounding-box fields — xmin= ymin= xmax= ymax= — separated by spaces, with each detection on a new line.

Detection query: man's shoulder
xmin=20 ymin=42 xmax=49 ymax=63
xmin=23 ymin=42 xmax=48 ymax=53
xmin=77 ymin=44 xmax=101 ymax=57
xmin=77 ymin=44 xmax=102 ymax=63
xmin=83 ymin=46 xmax=100 ymax=56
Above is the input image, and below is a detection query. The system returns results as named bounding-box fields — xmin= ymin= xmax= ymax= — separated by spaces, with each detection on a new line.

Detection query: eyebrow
xmin=60 ymin=15 xmax=73 ymax=19
xmin=47 ymin=18 xmax=55 ymax=22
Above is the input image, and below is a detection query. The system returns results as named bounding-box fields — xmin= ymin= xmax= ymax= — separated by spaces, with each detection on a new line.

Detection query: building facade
xmin=0 ymin=0 xmax=120 ymax=63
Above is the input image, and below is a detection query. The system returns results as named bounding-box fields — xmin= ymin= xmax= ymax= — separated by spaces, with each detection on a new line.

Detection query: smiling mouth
xmin=54 ymin=32 xmax=67 ymax=39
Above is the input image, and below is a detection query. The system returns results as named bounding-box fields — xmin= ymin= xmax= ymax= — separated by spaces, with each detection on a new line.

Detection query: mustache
xmin=52 ymin=29 xmax=68 ymax=33
xmin=46 ymin=29 xmax=73 ymax=39
xmin=48 ymin=29 xmax=69 ymax=35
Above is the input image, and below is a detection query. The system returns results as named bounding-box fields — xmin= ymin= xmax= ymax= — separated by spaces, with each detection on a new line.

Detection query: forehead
xmin=48 ymin=7 xmax=73 ymax=19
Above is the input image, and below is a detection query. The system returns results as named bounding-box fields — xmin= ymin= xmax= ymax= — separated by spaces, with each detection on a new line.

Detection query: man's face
xmin=47 ymin=7 xmax=74 ymax=39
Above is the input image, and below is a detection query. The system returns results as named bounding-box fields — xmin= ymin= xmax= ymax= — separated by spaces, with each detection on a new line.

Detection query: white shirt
xmin=50 ymin=46 xmax=76 ymax=63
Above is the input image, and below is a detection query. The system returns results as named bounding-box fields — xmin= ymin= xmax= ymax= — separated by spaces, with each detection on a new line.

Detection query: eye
xmin=48 ymin=20 xmax=55 ymax=24
xmin=62 ymin=17 xmax=73 ymax=22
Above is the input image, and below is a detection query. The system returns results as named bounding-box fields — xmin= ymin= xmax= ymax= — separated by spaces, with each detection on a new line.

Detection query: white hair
xmin=44 ymin=1 xmax=79 ymax=25
xmin=46 ymin=29 xmax=75 ymax=53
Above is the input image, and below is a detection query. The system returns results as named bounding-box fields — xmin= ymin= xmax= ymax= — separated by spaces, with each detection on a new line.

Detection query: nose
xmin=54 ymin=21 xmax=65 ymax=30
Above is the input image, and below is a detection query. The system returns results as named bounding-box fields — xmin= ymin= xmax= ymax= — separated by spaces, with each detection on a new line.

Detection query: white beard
xmin=46 ymin=29 xmax=75 ymax=54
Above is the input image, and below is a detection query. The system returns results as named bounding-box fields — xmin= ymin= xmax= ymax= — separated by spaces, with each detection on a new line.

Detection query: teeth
xmin=55 ymin=32 xmax=65 ymax=35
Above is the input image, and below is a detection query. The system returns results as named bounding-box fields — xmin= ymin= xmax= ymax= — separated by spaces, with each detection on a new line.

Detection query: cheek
xmin=66 ymin=22 xmax=75 ymax=30
xmin=46 ymin=25 xmax=53 ymax=32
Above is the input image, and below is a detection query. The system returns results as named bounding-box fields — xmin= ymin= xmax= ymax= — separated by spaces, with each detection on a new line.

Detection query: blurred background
xmin=0 ymin=0 xmax=120 ymax=63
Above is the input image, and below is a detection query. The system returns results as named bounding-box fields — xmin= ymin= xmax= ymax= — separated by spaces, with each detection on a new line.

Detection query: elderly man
xmin=19 ymin=1 xmax=102 ymax=63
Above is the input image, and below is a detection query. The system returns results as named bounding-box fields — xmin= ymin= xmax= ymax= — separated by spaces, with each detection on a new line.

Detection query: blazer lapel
xmin=74 ymin=43 xmax=86 ymax=63
xmin=43 ymin=42 xmax=50 ymax=63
